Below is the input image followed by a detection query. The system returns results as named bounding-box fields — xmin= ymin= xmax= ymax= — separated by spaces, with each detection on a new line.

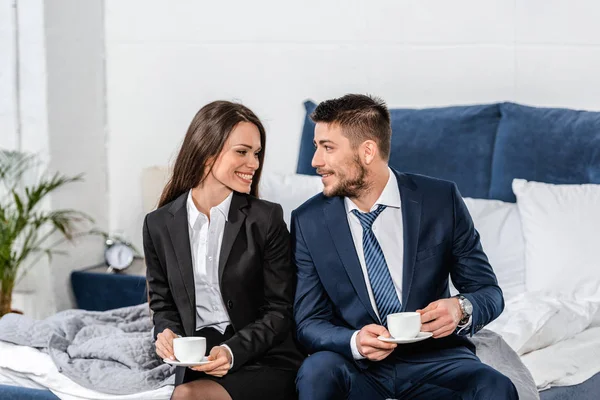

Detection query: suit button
xmin=227 ymin=300 xmax=233 ymax=309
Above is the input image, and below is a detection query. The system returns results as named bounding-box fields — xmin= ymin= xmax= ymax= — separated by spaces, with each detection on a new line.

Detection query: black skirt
xmin=175 ymin=326 xmax=297 ymax=400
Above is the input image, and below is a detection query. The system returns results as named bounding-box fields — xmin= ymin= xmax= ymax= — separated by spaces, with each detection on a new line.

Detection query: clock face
xmin=105 ymin=243 xmax=134 ymax=269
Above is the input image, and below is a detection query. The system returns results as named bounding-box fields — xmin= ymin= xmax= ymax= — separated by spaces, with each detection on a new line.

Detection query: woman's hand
xmin=189 ymin=346 xmax=232 ymax=377
xmin=155 ymin=328 xmax=178 ymax=360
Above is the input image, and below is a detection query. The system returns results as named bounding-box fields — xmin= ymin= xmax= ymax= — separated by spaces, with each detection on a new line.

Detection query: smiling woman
xmin=144 ymin=101 xmax=304 ymax=400
xmin=205 ymin=121 xmax=263 ymax=198
xmin=158 ymin=101 xmax=267 ymax=208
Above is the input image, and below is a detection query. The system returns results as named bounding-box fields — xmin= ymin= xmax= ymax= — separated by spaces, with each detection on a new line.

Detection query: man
xmin=292 ymin=94 xmax=517 ymax=399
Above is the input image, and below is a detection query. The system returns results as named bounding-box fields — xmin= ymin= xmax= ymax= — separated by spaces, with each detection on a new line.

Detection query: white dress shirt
xmin=345 ymin=168 xmax=404 ymax=359
xmin=186 ymin=190 xmax=234 ymax=366
xmin=346 ymin=168 xmax=470 ymax=359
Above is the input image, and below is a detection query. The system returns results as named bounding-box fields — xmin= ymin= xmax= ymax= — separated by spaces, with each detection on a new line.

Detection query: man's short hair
xmin=310 ymin=94 xmax=392 ymax=161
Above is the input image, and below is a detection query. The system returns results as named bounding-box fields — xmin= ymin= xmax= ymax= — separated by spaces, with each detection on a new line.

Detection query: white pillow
xmin=462 ymin=198 xmax=526 ymax=300
xmin=512 ymin=179 xmax=600 ymax=293
xmin=259 ymin=172 xmax=323 ymax=227
xmin=485 ymin=293 xmax=557 ymax=355
xmin=486 ymin=286 xmax=600 ymax=355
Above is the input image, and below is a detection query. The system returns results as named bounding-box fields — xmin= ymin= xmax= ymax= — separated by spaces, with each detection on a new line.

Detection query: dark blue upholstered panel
xmin=387 ymin=104 xmax=500 ymax=199
xmin=296 ymin=101 xmax=501 ymax=199
xmin=71 ymin=270 xmax=147 ymax=311
xmin=0 ymin=385 xmax=59 ymax=399
xmin=490 ymin=102 xmax=600 ymax=202
xmin=296 ymin=100 xmax=318 ymax=175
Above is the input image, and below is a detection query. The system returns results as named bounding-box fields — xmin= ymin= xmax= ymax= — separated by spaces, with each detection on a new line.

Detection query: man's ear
xmin=362 ymin=140 xmax=378 ymax=165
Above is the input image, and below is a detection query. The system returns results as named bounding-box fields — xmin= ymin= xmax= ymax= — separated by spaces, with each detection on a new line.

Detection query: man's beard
xmin=323 ymin=155 xmax=370 ymax=198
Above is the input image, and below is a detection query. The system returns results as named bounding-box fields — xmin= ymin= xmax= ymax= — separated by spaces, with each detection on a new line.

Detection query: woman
xmin=143 ymin=101 xmax=304 ymax=400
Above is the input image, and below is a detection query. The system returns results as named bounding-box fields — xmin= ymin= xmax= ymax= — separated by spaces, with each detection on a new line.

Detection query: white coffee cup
xmin=172 ymin=337 xmax=206 ymax=363
xmin=387 ymin=312 xmax=422 ymax=339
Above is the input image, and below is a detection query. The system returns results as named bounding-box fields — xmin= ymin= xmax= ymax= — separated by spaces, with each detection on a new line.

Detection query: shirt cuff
xmin=456 ymin=315 xmax=473 ymax=335
xmin=350 ymin=330 xmax=366 ymax=360
xmin=220 ymin=344 xmax=234 ymax=369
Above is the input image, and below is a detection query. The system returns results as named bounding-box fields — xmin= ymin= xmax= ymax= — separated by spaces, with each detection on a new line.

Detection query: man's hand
xmin=189 ymin=346 xmax=232 ymax=377
xmin=417 ymin=298 xmax=463 ymax=338
xmin=155 ymin=328 xmax=178 ymax=360
xmin=356 ymin=324 xmax=397 ymax=361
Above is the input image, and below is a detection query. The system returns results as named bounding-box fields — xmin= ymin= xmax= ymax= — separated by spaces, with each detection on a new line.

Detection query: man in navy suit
xmin=292 ymin=94 xmax=518 ymax=399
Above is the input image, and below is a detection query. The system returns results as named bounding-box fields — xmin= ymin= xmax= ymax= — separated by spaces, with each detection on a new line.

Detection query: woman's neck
xmin=191 ymin=179 xmax=232 ymax=217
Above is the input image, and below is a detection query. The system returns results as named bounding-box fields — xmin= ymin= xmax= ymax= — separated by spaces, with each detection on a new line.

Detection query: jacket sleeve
xmin=143 ymin=215 xmax=184 ymax=340
xmin=449 ymin=183 xmax=505 ymax=336
xmin=221 ymin=204 xmax=296 ymax=372
xmin=292 ymin=210 xmax=357 ymax=362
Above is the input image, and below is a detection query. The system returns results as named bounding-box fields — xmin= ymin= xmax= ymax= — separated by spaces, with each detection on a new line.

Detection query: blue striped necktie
xmin=351 ymin=205 xmax=402 ymax=326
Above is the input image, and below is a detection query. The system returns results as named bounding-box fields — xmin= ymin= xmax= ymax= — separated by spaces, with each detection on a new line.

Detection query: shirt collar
xmin=186 ymin=190 xmax=233 ymax=229
xmin=344 ymin=167 xmax=401 ymax=214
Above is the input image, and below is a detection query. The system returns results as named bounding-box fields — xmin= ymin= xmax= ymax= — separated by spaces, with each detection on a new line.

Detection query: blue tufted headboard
xmin=296 ymin=101 xmax=600 ymax=202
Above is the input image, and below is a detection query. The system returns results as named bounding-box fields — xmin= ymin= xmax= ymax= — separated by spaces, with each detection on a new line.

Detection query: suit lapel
xmin=393 ymin=170 xmax=422 ymax=309
xmin=218 ymin=192 xmax=247 ymax=285
xmin=167 ymin=192 xmax=196 ymax=318
xmin=324 ymin=197 xmax=379 ymax=323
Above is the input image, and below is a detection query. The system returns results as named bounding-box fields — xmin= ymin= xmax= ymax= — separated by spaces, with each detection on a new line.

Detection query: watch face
xmin=105 ymin=243 xmax=134 ymax=269
xmin=463 ymin=297 xmax=473 ymax=314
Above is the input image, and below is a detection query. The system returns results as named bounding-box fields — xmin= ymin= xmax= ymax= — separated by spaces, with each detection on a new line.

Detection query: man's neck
xmin=349 ymin=165 xmax=389 ymax=212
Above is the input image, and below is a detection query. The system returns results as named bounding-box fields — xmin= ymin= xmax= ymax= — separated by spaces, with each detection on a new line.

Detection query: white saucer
xmin=377 ymin=332 xmax=433 ymax=344
xmin=163 ymin=357 xmax=211 ymax=367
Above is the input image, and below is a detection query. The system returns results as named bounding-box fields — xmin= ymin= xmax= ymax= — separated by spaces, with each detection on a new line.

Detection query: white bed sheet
xmin=0 ymin=341 xmax=173 ymax=400
xmin=521 ymin=326 xmax=600 ymax=391
xmin=0 ymin=367 xmax=50 ymax=389
xmin=486 ymin=280 xmax=600 ymax=391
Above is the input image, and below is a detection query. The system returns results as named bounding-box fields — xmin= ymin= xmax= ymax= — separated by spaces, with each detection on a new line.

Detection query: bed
xmin=291 ymin=99 xmax=600 ymax=399
xmin=1 ymin=100 xmax=599 ymax=399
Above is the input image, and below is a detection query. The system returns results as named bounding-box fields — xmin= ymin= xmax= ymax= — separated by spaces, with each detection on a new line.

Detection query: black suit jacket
xmin=143 ymin=191 xmax=304 ymax=375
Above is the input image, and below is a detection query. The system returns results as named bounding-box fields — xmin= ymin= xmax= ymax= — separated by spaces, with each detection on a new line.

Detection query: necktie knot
xmin=351 ymin=204 xmax=387 ymax=230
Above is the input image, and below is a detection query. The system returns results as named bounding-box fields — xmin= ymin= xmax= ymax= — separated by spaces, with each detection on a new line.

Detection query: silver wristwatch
xmin=455 ymin=295 xmax=473 ymax=324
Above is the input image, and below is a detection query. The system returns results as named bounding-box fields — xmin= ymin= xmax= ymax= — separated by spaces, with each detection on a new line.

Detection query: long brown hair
xmin=158 ymin=101 xmax=266 ymax=208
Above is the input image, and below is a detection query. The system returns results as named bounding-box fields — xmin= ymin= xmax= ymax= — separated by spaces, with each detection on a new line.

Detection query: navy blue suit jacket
xmin=292 ymin=169 xmax=504 ymax=365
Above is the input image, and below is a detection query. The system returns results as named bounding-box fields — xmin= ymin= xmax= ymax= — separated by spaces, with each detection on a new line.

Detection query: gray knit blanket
xmin=0 ymin=304 xmax=175 ymax=395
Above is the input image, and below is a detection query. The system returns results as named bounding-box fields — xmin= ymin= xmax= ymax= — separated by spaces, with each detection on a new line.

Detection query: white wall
xmin=0 ymin=0 xmax=107 ymax=316
xmin=0 ymin=0 xmax=52 ymax=174
xmin=0 ymin=0 xmax=17 ymax=150
xmin=3 ymin=1 xmax=600 ymax=313
xmin=0 ymin=0 xmax=55 ymax=318
xmin=44 ymin=0 xmax=108 ymax=312
xmin=104 ymin=0 xmax=600 ymax=250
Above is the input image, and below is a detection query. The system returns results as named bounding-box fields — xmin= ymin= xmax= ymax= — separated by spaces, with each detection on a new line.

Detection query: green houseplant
xmin=0 ymin=150 xmax=93 ymax=317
